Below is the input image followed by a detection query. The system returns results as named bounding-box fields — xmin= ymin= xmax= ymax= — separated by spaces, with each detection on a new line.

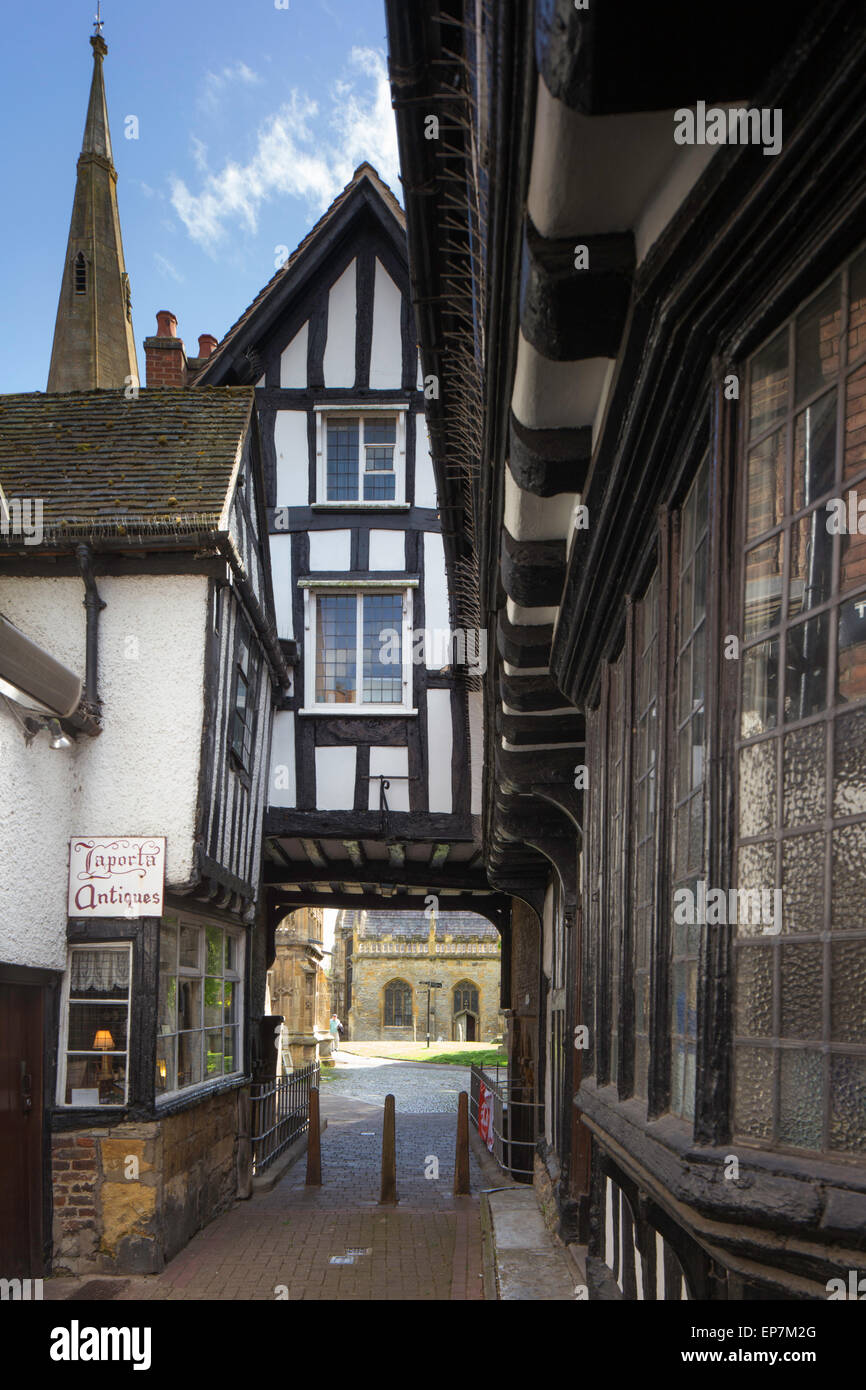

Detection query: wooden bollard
xmin=306 ymin=1086 xmax=322 ymax=1186
xmin=379 ymin=1093 xmax=398 ymax=1204
xmin=453 ymin=1090 xmax=470 ymax=1195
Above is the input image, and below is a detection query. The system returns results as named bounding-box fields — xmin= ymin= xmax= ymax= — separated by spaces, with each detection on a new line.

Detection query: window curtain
xmin=70 ymin=948 xmax=130 ymax=994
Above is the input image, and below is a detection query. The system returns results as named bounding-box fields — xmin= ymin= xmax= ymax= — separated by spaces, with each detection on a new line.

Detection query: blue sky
xmin=1 ymin=0 xmax=399 ymax=393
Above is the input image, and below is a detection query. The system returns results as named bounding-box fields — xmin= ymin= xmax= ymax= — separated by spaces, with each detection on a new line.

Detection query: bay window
xmin=156 ymin=917 xmax=243 ymax=1099
xmin=733 ymin=250 xmax=866 ymax=1156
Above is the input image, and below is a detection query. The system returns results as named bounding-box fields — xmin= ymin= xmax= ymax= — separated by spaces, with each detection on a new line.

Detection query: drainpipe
xmin=75 ymin=543 xmax=106 ymax=727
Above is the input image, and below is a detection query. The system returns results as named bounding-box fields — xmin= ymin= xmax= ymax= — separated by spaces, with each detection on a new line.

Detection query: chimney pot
xmin=198 ymin=334 xmax=219 ymax=359
xmin=156 ymin=310 xmax=178 ymax=339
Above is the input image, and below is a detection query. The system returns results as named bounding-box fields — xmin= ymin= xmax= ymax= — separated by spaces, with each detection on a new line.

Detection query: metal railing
xmin=250 ymin=1061 xmax=319 ymax=1175
xmin=469 ymin=1064 xmax=543 ymax=1180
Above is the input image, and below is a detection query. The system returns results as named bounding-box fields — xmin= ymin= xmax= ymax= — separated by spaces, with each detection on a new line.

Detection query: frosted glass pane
xmin=739 ymin=741 xmax=776 ymax=837
xmin=736 ymin=946 xmax=774 ymax=1037
xmin=831 ymin=823 xmax=866 ymax=929
xmin=780 ymin=943 xmax=823 ymax=1039
xmin=781 ymin=832 xmax=824 ymax=934
xmin=834 ymin=711 xmax=866 ymax=817
xmin=829 ymin=1054 xmax=866 ymax=1154
xmin=783 ymin=725 xmax=825 ymax=829
xmin=737 ymin=841 xmax=776 ymax=938
xmin=779 ymin=1049 xmax=823 ymax=1149
xmin=830 ymin=940 xmax=866 ymax=1044
xmin=734 ymin=1046 xmax=774 ymax=1139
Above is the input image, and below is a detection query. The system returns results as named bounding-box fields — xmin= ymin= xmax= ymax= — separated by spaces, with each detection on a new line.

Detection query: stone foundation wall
xmin=348 ymin=956 xmax=503 ymax=1041
xmin=51 ymin=1086 xmax=246 ymax=1275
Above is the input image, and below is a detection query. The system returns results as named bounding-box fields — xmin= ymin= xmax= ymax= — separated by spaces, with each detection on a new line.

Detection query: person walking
xmin=329 ymin=1012 xmax=342 ymax=1054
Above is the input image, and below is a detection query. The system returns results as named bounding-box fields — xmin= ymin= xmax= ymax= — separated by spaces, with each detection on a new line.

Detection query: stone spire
xmin=47 ymin=29 xmax=139 ymax=392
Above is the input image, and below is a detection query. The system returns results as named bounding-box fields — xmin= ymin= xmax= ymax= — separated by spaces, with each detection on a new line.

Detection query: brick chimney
xmin=144 ymin=310 xmax=188 ymax=387
xmin=198 ymin=334 xmax=218 ymax=359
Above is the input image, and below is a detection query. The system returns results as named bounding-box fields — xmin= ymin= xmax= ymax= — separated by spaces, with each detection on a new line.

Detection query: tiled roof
xmin=195 ymin=163 xmax=405 ymax=382
xmin=0 ymin=387 xmax=254 ymax=543
xmin=357 ymin=910 xmax=499 ymax=941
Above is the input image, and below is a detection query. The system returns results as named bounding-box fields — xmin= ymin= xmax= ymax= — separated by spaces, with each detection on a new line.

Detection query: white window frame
xmin=314 ymin=403 xmax=409 ymax=508
xmin=300 ymin=579 xmax=417 ymax=715
xmin=156 ymin=916 xmax=245 ymax=1105
xmin=57 ymin=943 xmax=133 ymax=1108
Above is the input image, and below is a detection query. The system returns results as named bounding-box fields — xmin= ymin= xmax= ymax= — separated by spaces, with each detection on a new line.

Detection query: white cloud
xmin=198 ymin=62 xmax=263 ymax=116
xmin=171 ymin=48 xmax=400 ymax=252
xmin=153 ymin=252 xmax=184 ymax=284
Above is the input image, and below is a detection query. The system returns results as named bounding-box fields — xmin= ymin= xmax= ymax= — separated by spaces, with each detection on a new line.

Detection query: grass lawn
xmin=338 ymin=1041 xmax=507 ymax=1067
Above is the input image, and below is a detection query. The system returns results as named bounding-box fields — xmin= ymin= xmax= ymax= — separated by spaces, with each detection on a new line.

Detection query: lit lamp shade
xmin=93 ymin=1030 xmax=115 ymax=1051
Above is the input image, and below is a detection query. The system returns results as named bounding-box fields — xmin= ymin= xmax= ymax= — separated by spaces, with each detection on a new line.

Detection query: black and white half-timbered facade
xmin=192 ymin=165 xmax=503 ymax=939
xmin=389 ymin=0 xmax=866 ymax=1300
xmin=0 ymin=387 xmax=289 ymax=1275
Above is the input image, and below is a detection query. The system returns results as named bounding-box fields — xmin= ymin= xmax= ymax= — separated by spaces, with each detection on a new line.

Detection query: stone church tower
xmin=46 ymin=27 xmax=139 ymax=392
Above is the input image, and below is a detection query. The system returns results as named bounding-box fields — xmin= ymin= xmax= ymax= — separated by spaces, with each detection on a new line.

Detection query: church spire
xmin=47 ymin=22 xmax=139 ymax=392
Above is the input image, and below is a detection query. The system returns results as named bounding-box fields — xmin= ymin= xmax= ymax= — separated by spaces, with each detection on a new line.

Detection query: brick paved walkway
xmin=47 ymin=1086 xmax=487 ymax=1302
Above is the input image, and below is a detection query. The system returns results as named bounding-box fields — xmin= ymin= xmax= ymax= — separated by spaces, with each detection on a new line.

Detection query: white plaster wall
xmin=268 ymin=534 xmax=293 ymax=638
xmin=315 ymin=746 xmax=356 ymax=810
xmin=414 ymin=414 xmax=438 ymax=508
xmin=280 ymin=321 xmax=309 ymax=387
xmin=0 ymin=576 xmax=207 ymax=970
xmin=368 ymin=746 xmax=409 ymax=811
xmin=323 ymin=261 xmax=357 ymax=388
xmin=368 ymin=530 xmax=405 ymax=571
xmin=423 ymin=532 xmax=450 ymax=667
xmin=309 ymin=530 xmax=352 ymax=571
xmin=369 ymin=259 xmax=403 ymax=389
xmin=274 ymin=410 xmax=310 ymax=506
xmin=426 ymin=688 xmax=453 ymax=812
xmin=269 ymin=710 xmax=296 ymax=808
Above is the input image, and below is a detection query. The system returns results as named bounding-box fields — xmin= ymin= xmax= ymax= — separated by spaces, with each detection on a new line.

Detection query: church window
xmin=384 ymin=979 xmax=413 ymax=1027
xmin=453 ymin=980 xmax=479 ymax=1015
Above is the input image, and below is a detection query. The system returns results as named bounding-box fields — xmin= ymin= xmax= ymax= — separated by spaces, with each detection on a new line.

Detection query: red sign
xmin=478 ymin=1081 xmax=495 ymax=1153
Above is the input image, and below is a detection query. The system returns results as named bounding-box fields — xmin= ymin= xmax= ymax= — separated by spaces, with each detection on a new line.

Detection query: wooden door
xmin=0 ymin=983 xmax=44 ymax=1275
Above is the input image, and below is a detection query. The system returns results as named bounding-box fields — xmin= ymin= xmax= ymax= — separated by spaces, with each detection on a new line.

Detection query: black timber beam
xmin=498 ymin=710 xmax=584 ymax=747
xmin=499 ymin=669 xmax=571 ymax=713
xmin=535 ymin=0 xmax=816 ymax=115
xmin=509 ymin=412 xmax=592 ymax=498
xmin=264 ymin=810 xmax=477 ymax=840
xmin=500 ymin=530 xmax=566 ymax=608
xmin=263 ymin=862 xmax=492 ymax=892
xmin=496 ymin=612 xmax=553 ymax=668
xmin=520 ymin=222 xmax=635 ymax=362
xmin=269 ymin=890 xmax=509 ymax=930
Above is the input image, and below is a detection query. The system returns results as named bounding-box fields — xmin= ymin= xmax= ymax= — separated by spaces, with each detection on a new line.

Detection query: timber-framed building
xmin=387 ymin=0 xmax=866 ymax=1299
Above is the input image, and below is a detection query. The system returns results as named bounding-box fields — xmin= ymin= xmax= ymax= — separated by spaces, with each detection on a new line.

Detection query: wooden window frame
xmin=314 ymin=404 xmax=409 ymax=508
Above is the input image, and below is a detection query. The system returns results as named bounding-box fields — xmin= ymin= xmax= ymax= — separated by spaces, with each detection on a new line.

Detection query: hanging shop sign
xmin=68 ymin=836 xmax=166 ymax=917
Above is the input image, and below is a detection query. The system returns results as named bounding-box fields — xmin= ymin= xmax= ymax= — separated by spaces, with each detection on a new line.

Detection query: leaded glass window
xmin=313 ymin=590 xmax=407 ymax=708
xmin=734 ymin=252 xmax=866 ymax=1155
xmin=325 ymin=416 xmax=398 ymax=502
xmin=670 ymin=456 xmax=710 ymax=1122
xmin=632 ymin=570 xmax=659 ymax=1101
xmin=384 ymin=979 xmax=413 ymax=1028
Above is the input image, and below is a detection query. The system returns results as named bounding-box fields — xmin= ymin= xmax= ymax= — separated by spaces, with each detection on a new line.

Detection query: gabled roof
xmin=0 ymin=388 xmax=254 ymax=545
xmin=195 ymin=163 xmax=405 ymax=385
